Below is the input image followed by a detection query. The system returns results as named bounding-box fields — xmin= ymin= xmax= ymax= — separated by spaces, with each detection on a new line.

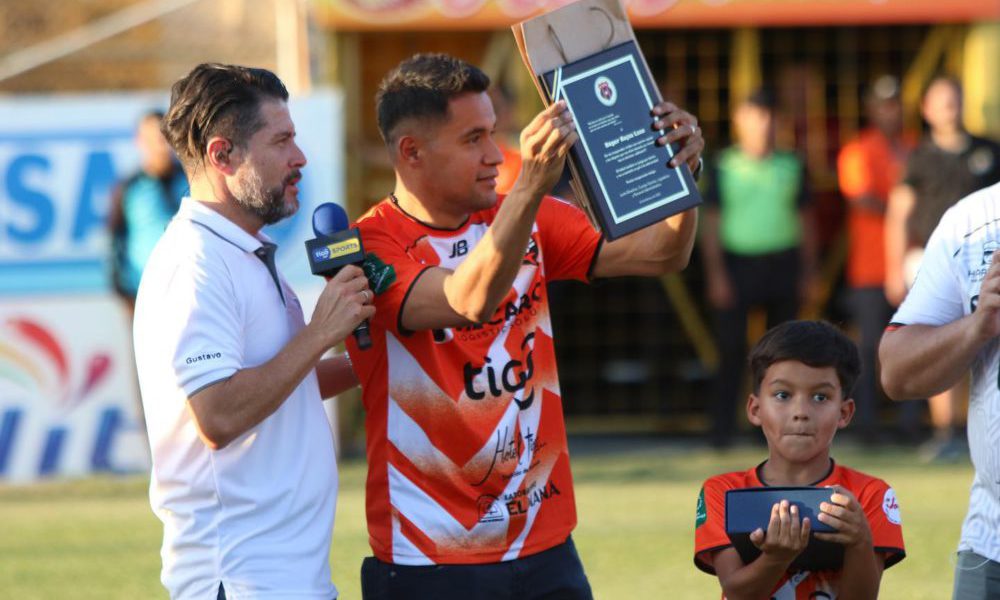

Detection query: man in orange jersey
xmin=695 ymin=321 xmax=905 ymax=599
xmin=837 ymin=75 xmax=916 ymax=443
xmin=346 ymin=53 xmax=703 ymax=599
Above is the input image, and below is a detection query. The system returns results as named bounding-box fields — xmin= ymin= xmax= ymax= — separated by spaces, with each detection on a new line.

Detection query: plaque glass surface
xmin=541 ymin=41 xmax=700 ymax=240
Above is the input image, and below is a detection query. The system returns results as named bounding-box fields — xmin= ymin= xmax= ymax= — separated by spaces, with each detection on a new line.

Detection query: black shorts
xmin=360 ymin=536 xmax=593 ymax=600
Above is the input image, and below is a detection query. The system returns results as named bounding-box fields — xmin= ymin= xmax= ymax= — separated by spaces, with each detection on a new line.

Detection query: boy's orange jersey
xmin=347 ymin=195 xmax=601 ymax=566
xmin=694 ymin=461 xmax=905 ymax=598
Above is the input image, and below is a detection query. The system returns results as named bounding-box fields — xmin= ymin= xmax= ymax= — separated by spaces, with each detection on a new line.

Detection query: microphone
xmin=312 ymin=202 xmax=350 ymax=236
xmin=305 ymin=202 xmax=371 ymax=350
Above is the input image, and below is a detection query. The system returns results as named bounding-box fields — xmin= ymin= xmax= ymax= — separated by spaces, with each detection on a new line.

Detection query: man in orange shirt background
xmin=837 ymin=75 xmax=916 ymax=443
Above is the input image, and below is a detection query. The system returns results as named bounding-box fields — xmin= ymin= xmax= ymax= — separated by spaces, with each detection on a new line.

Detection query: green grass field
xmin=0 ymin=441 xmax=971 ymax=599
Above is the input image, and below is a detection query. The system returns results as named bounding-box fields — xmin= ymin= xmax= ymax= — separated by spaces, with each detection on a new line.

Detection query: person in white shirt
xmin=880 ymin=181 xmax=1000 ymax=598
xmin=133 ymin=63 xmax=374 ymax=600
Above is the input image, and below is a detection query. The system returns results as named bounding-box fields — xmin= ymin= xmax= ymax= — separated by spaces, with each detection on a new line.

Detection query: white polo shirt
xmin=134 ymin=198 xmax=338 ymax=599
xmin=890 ymin=182 xmax=1000 ymax=563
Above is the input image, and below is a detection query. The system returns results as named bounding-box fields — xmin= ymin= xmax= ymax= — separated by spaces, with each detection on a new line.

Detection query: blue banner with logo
xmin=0 ymin=92 xmax=340 ymax=298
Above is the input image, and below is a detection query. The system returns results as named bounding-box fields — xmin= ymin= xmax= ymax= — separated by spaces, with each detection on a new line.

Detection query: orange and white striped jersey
xmin=347 ymin=195 xmax=602 ymax=566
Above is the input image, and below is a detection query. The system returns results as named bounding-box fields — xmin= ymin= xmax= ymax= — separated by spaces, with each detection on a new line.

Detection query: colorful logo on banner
xmin=0 ymin=318 xmax=111 ymax=407
xmin=0 ymin=317 xmax=123 ymax=477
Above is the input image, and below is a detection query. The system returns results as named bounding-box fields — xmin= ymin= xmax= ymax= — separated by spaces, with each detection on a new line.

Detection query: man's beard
xmin=232 ymin=167 xmax=298 ymax=225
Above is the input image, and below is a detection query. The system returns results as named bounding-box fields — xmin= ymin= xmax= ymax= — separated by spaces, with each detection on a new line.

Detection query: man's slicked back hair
xmin=749 ymin=320 xmax=861 ymax=399
xmin=162 ymin=63 xmax=288 ymax=171
xmin=375 ymin=53 xmax=491 ymax=146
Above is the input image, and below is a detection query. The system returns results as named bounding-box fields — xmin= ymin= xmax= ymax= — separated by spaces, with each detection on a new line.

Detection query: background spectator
xmin=837 ymin=75 xmax=918 ymax=443
xmin=701 ymin=89 xmax=817 ymax=449
xmin=885 ymin=75 xmax=1000 ymax=461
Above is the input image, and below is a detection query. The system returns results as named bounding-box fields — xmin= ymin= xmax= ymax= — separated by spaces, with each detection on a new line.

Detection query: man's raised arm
xmin=400 ymin=102 xmax=576 ymax=332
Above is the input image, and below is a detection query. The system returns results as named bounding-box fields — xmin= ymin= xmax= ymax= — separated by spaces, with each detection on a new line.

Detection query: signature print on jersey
xmin=472 ymin=424 xmax=548 ymax=487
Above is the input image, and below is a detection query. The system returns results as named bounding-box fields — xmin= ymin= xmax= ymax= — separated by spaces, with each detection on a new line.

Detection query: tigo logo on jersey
xmin=882 ymin=488 xmax=902 ymax=525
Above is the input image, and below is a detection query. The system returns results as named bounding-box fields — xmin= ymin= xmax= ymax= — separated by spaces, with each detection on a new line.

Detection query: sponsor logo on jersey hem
xmin=476 ymin=480 xmax=562 ymax=523
xmin=477 ymin=494 xmax=504 ymax=523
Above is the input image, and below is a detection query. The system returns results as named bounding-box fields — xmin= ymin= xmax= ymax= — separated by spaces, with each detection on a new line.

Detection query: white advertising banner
xmin=0 ymin=90 xmax=343 ymax=482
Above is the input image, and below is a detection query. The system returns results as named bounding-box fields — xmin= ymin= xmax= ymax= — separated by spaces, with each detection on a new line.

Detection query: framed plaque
xmin=726 ymin=487 xmax=844 ymax=572
xmin=540 ymin=41 xmax=700 ymax=240
xmin=513 ymin=0 xmax=701 ymax=240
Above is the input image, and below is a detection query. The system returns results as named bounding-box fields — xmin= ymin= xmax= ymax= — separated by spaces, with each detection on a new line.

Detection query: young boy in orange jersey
xmin=694 ymin=320 xmax=905 ymax=598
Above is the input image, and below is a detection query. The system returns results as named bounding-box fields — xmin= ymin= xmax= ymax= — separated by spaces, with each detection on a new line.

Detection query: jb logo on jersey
xmin=449 ymin=239 xmax=469 ymax=258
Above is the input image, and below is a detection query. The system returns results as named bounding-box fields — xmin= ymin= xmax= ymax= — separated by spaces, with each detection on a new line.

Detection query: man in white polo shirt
xmin=880 ymin=181 xmax=1000 ymax=598
xmin=133 ymin=63 xmax=374 ymax=600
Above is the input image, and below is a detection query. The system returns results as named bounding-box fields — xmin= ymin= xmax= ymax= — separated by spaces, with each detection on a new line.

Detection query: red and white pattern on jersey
xmin=349 ymin=197 xmax=600 ymax=566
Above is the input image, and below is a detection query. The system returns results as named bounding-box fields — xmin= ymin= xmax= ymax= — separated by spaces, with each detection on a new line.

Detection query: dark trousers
xmin=711 ymin=249 xmax=800 ymax=447
xmin=360 ymin=537 xmax=593 ymax=600
xmin=953 ymin=551 xmax=1000 ymax=599
xmin=847 ymin=286 xmax=893 ymax=436
xmin=846 ymin=286 xmax=921 ymax=439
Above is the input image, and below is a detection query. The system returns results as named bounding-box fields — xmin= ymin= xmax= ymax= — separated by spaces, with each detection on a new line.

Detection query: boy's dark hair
xmin=375 ymin=53 xmax=491 ymax=146
xmin=162 ymin=63 xmax=288 ymax=171
xmin=749 ymin=320 xmax=861 ymax=398
xmin=743 ymin=88 xmax=776 ymax=112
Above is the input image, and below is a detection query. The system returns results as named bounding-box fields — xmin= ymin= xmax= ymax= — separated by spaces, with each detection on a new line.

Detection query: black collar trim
xmin=755 ymin=457 xmax=835 ymax=487
xmin=389 ymin=193 xmax=470 ymax=232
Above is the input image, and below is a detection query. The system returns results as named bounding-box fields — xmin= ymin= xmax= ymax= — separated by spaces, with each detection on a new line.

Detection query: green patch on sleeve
xmin=363 ymin=252 xmax=396 ymax=295
xmin=695 ymin=487 xmax=707 ymax=528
